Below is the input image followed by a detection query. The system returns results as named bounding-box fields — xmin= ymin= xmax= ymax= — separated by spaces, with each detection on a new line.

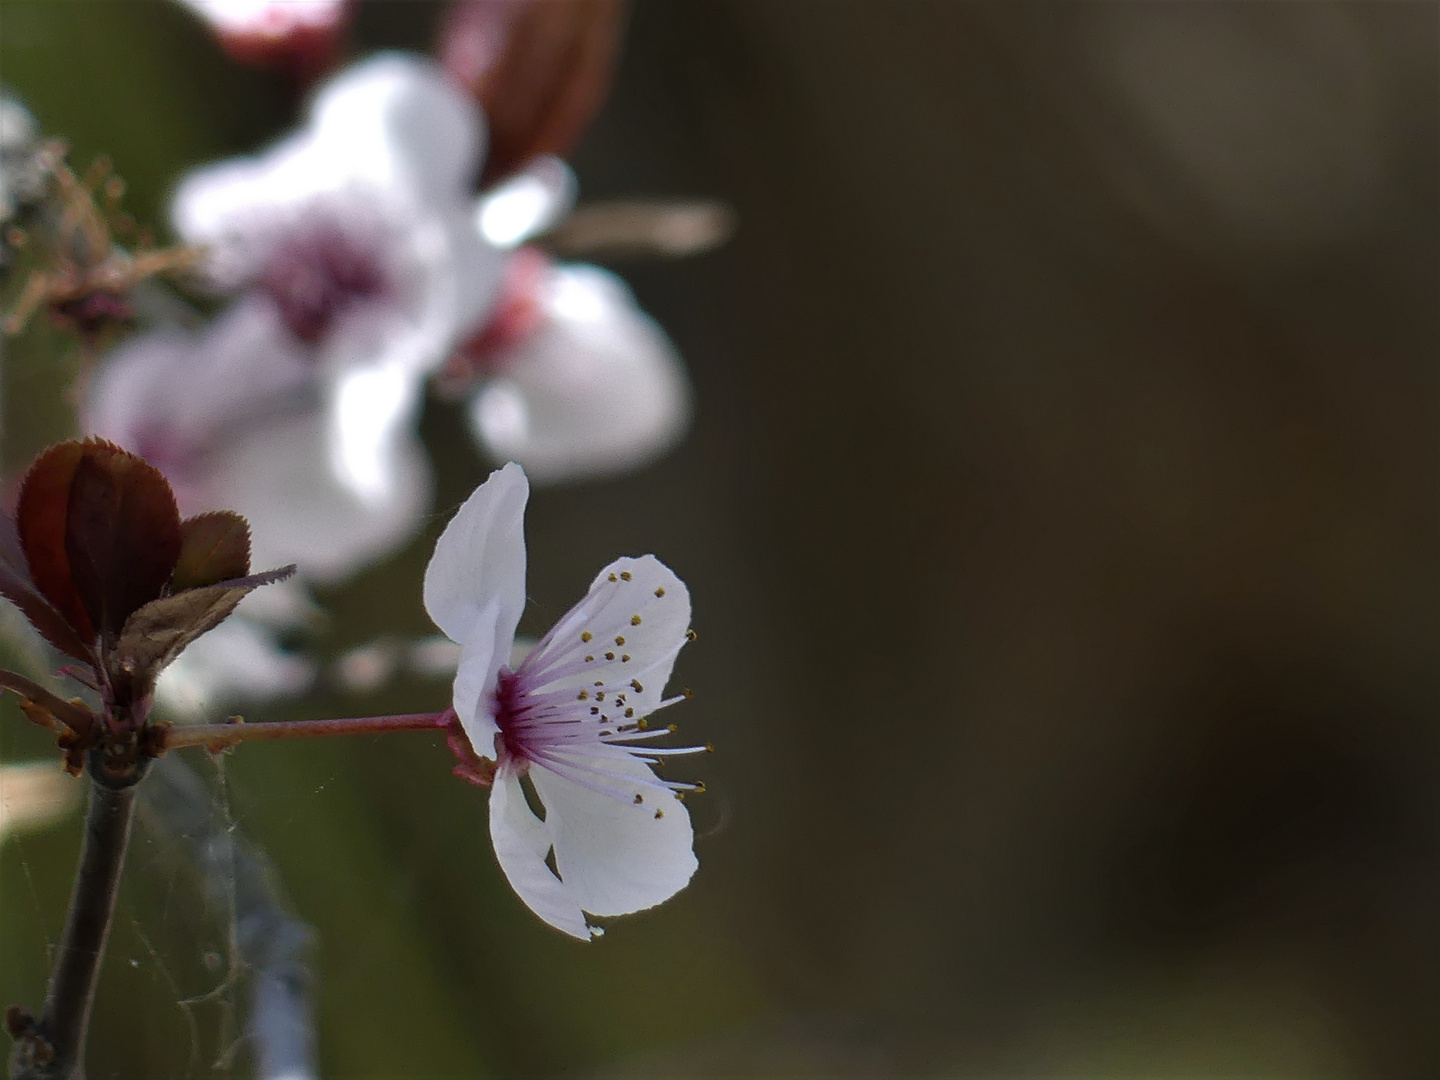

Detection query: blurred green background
xmin=2 ymin=3 xmax=1438 ymax=1077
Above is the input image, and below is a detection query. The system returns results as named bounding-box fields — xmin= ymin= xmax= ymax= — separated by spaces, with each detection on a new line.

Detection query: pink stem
xmin=159 ymin=711 xmax=452 ymax=752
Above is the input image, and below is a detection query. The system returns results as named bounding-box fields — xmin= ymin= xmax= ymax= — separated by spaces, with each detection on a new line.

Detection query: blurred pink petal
xmin=465 ymin=262 xmax=691 ymax=483
xmin=175 ymin=0 xmax=349 ymax=79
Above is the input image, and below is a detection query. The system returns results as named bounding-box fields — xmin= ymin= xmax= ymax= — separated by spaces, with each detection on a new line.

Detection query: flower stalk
xmin=157 ymin=711 xmax=452 ymax=753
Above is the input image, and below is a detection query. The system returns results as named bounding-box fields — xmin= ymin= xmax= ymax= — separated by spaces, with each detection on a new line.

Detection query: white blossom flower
xmin=172 ymin=52 xmax=503 ymax=382
xmin=85 ymin=298 xmax=431 ymax=586
xmin=458 ymin=259 xmax=692 ymax=484
xmin=423 ymin=463 xmax=704 ymax=939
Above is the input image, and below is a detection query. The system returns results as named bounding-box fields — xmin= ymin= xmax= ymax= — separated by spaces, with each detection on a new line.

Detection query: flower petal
xmin=198 ymin=406 xmax=432 ymax=584
xmin=474 ymin=156 xmax=577 ymax=248
xmin=448 ymin=602 xmax=504 ymax=750
xmin=489 ymin=769 xmax=594 ymax=940
xmin=521 ymin=554 xmax=690 ymax=720
xmin=86 ymin=300 xmax=314 ymax=475
xmin=308 ymin=53 xmax=482 ymax=200
xmin=531 ymin=752 xmax=696 ymax=917
xmin=422 ymin=462 xmax=528 ymax=646
xmin=468 ymin=264 xmax=691 ymax=484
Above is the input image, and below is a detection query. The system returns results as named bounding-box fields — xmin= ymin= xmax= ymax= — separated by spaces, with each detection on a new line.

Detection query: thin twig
xmin=137 ymin=756 xmax=316 ymax=1080
xmin=9 ymin=769 xmax=137 ymax=1080
xmin=159 ymin=711 xmax=449 ymax=752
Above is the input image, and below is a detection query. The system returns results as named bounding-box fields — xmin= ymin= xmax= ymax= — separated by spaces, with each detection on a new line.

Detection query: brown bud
xmin=439 ymin=0 xmax=629 ymax=182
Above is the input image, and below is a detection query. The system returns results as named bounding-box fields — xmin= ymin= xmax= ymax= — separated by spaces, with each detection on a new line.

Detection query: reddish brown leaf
xmin=173 ymin=512 xmax=251 ymax=591
xmin=17 ymin=440 xmax=95 ymax=643
xmin=439 ymin=0 xmax=628 ymax=182
xmin=62 ymin=441 xmax=181 ymax=640
xmin=0 ymin=511 xmax=98 ymax=664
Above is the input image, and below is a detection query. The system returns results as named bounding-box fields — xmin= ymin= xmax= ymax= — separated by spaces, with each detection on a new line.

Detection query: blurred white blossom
xmin=173 ymin=51 xmax=503 ymax=381
xmin=86 ymin=299 xmax=430 ymax=586
xmin=424 ymin=463 xmax=704 ymax=939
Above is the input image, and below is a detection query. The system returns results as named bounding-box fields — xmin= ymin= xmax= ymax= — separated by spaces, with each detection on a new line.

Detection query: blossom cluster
xmin=78 ymin=52 xmax=693 ymax=714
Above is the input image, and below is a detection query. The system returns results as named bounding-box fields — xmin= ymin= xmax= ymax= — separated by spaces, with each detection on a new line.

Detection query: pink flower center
xmin=484 ymin=654 xmax=705 ymax=810
xmin=260 ymin=224 xmax=389 ymax=344
xmin=492 ymin=665 xmax=541 ymax=770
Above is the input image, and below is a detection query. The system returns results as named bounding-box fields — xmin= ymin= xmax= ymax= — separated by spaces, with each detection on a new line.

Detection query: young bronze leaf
xmin=108 ymin=563 xmax=296 ymax=697
xmin=63 ymin=442 xmax=181 ymax=640
xmin=16 ymin=440 xmax=95 ymax=642
xmin=0 ymin=512 xmax=98 ymax=663
xmin=173 ymin=512 xmax=251 ymax=591
xmin=109 ymin=584 xmax=252 ymax=690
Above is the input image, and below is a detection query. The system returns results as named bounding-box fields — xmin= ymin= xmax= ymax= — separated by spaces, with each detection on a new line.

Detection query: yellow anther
xmin=686 ymin=629 xmax=698 ymax=642
xmin=625 ymin=708 xmax=635 ymax=718
xmin=596 ymin=691 xmax=606 ymax=701
xmin=581 ymin=631 xmax=592 ymax=643
xmin=605 ymin=651 xmax=615 ymax=660
xmin=630 ymin=679 xmax=644 ymax=693
xmin=683 ymin=688 xmax=693 ymax=698
xmin=620 ymin=571 xmax=632 ymax=581
xmin=608 ymin=573 xmax=618 ymax=583
xmin=655 ymin=586 xmax=666 ymax=597
xmin=637 ymin=718 xmax=649 ymax=730
xmin=615 ymin=635 xmax=625 ymax=646
xmin=693 ymin=780 xmax=707 ymax=794
xmin=621 ymin=654 xmax=631 ymax=663
xmin=654 ymin=809 xmax=664 ymax=820
xmin=631 ymin=614 xmax=642 ymax=626
xmin=594 ymin=680 xmax=604 ymax=687
xmin=667 ymin=723 xmax=678 ymax=733
xmin=577 ymin=690 xmax=589 ymax=701
xmin=633 ymin=793 xmax=644 ymax=804
xmin=585 ymin=654 xmax=594 ymax=662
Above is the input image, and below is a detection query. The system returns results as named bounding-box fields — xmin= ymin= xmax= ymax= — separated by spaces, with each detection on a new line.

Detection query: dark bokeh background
xmin=2 ymin=3 xmax=1437 ymax=1077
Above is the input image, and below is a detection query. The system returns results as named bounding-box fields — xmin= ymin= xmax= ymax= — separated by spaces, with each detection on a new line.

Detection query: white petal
xmin=531 ymin=753 xmax=696 ymax=918
xmin=475 ymin=156 xmax=576 ymax=248
xmin=522 ymin=555 xmax=690 ymax=720
xmin=488 ymin=770 xmax=594 ymax=940
xmin=176 ymin=0 xmax=342 ymax=35
xmin=422 ymin=462 xmax=528 ymax=647
xmin=447 ymin=603 xmax=504 ymax=750
xmin=198 ymin=405 xmax=432 ymax=583
xmin=317 ymin=208 xmax=503 ymax=380
xmin=86 ymin=300 xmax=314 ymax=469
xmin=468 ymin=264 xmax=691 ymax=484
xmin=309 ymin=52 xmax=482 ymax=201
xmin=171 ymin=132 xmax=343 ymax=271
xmin=324 ymin=356 xmax=422 ymax=504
